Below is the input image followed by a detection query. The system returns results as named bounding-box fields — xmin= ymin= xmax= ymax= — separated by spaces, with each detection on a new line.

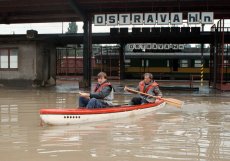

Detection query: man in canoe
xmin=128 ymin=73 xmax=162 ymax=105
xmin=78 ymin=72 xmax=114 ymax=109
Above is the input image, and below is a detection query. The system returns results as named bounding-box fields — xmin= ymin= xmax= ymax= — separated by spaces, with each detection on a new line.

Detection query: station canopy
xmin=0 ymin=0 xmax=230 ymax=24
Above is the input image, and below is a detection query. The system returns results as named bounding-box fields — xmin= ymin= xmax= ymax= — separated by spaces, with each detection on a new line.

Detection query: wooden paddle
xmin=124 ymin=86 xmax=183 ymax=108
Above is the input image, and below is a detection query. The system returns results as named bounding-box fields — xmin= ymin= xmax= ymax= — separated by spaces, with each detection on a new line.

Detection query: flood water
xmin=0 ymin=80 xmax=230 ymax=161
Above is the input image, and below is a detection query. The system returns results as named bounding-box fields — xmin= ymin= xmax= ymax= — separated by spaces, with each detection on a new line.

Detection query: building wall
xmin=0 ymin=40 xmax=56 ymax=87
xmin=0 ymin=42 xmax=36 ymax=80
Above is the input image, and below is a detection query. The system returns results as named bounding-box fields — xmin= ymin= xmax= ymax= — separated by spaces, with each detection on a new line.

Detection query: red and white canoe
xmin=40 ymin=100 xmax=165 ymax=125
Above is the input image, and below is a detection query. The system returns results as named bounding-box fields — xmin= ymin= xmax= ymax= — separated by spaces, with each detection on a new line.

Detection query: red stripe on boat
xmin=40 ymin=100 xmax=164 ymax=115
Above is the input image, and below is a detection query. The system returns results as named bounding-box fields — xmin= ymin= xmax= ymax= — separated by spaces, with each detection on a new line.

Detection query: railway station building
xmin=0 ymin=0 xmax=230 ymax=90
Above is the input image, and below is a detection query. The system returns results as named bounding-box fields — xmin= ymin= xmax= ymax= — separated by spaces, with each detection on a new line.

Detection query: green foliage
xmin=66 ymin=22 xmax=78 ymax=33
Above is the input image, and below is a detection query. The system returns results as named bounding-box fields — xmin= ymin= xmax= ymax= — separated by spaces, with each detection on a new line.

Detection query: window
xmin=125 ymin=59 xmax=131 ymax=63
xmin=142 ymin=59 xmax=144 ymax=67
xmin=0 ymin=49 xmax=8 ymax=68
xmin=167 ymin=60 xmax=170 ymax=67
xmin=145 ymin=59 xmax=149 ymax=67
xmin=125 ymin=59 xmax=130 ymax=67
xmin=224 ymin=60 xmax=229 ymax=64
xmin=194 ymin=60 xmax=202 ymax=67
xmin=0 ymin=48 xmax=18 ymax=69
xmin=96 ymin=59 xmax=101 ymax=64
xmin=10 ymin=49 xmax=18 ymax=68
xmin=180 ymin=60 xmax=188 ymax=67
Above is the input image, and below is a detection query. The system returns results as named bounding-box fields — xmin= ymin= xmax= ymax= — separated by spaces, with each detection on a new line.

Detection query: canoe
xmin=40 ymin=99 xmax=166 ymax=126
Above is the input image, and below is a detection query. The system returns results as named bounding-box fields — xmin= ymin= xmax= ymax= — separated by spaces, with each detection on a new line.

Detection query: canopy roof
xmin=0 ymin=0 xmax=229 ymax=24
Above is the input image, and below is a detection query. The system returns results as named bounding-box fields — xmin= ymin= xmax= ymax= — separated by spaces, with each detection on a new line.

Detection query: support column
xmin=119 ymin=43 xmax=125 ymax=80
xmin=201 ymin=43 xmax=204 ymax=86
xmin=200 ymin=24 xmax=205 ymax=87
xmin=83 ymin=16 xmax=92 ymax=88
xmin=213 ymin=28 xmax=218 ymax=88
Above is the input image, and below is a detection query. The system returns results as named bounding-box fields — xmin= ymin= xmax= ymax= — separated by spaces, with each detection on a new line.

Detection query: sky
xmin=0 ymin=22 xmax=110 ymax=34
xmin=0 ymin=20 xmax=225 ymax=35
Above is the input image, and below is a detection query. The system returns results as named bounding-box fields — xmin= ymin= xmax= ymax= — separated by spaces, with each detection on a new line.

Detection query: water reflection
xmin=39 ymin=115 xmax=159 ymax=159
xmin=1 ymin=104 xmax=18 ymax=123
xmin=0 ymin=87 xmax=230 ymax=161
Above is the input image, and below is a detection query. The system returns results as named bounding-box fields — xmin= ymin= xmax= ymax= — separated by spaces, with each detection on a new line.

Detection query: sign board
xmin=128 ymin=43 xmax=185 ymax=50
xmin=94 ymin=12 xmax=213 ymax=26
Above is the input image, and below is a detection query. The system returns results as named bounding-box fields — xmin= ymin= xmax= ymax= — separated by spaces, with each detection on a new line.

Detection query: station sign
xmin=127 ymin=43 xmax=185 ymax=50
xmin=94 ymin=12 xmax=213 ymax=26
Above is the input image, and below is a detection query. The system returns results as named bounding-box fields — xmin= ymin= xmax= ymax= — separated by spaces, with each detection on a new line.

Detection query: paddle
xmin=124 ymin=86 xmax=183 ymax=108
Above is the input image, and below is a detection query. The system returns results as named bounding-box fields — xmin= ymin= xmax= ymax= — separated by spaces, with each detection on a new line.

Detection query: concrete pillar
xmin=119 ymin=43 xmax=125 ymax=80
xmin=83 ymin=16 xmax=92 ymax=88
xmin=34 ymin=42 xmax=56 ymax=87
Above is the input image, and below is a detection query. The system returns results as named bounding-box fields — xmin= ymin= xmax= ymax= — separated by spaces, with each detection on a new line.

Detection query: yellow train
xmin=94 ymin=50 xmax=229 ymax=80
xmin=56 ymin=46 xmax=230 ymax=81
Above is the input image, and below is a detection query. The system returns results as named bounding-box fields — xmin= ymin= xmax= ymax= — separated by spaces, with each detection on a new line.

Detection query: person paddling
xmin=127 ymin=73 xmax=162 ymax=105
xmin=79 ymin=72 xmax=114 ymax=109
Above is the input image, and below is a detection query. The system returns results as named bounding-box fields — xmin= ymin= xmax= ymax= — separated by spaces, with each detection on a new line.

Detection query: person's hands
xmin=79 ymin=92 xmax=90 ymax=98
xmin=156 ymin=96 xmax=162 ymax=99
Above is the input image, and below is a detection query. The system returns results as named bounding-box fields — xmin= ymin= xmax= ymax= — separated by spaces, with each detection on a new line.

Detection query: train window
xmin=146 ymin=60 xmax=149 ymax=67
xmin=125 ymin=59 xmax=131 ymax=67
xmin=125 ymin=59 xmax=131 ymax=63
xmin=96 ymin=59 xmax=101 ymax=64
xmin=224 ymin=60 xmax=229 ymax=64
xmin=194 ymin=60 xmax=202 ymax=67
xmin=167 ymin=60 xmax=170 ymax=67
xmin=180 ymin=60 xmax=188 ymax=67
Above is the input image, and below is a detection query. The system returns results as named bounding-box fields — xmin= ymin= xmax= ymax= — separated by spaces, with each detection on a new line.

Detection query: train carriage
xmin=56 ymin=46 xmax=230 ymax=81
xmin=94 ymin=49 xmax=211 ymax=80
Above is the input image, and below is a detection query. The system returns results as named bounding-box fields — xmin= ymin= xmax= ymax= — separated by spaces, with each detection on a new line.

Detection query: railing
xmin=190 ymin=74 xmax=201 ymax=88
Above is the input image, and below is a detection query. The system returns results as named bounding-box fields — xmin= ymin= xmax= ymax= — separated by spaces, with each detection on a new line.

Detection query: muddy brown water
xmin=0 ymin=81 xmax=230 ymax=161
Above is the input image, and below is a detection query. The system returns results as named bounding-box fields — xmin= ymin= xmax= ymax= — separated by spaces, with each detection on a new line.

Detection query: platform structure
xmin=210 ymin=19 xmax=230 ymax=91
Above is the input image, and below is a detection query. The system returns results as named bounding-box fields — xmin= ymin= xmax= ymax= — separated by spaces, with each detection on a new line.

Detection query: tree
xmin=66 ymin=22 xmax=78 ymax=33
